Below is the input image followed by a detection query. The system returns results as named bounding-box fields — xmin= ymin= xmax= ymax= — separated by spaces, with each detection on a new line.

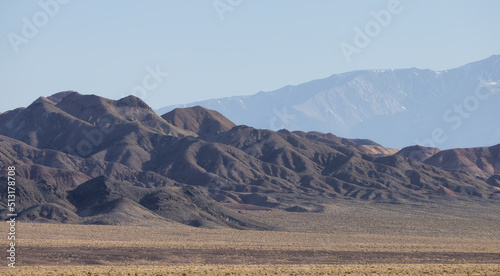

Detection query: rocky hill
xmin=398 ymin=144 xmax=500 ymax=178
xmin=1 ymin=92 xmax=499 ymax=227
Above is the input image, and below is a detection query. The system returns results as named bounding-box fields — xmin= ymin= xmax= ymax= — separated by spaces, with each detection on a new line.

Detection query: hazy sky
xmin=1 ymin=0 xmax=499 ymax=112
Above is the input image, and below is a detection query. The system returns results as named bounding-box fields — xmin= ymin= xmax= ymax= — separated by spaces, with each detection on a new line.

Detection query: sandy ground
xmin=1 ymin=201 xmax=499 ymax=275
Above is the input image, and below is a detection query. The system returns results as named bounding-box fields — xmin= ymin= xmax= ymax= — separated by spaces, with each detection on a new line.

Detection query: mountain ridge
xmin=156 ymin=55 xmax=500 ymax=149
xmin=1 ymin=92 xmax=499 ymax=228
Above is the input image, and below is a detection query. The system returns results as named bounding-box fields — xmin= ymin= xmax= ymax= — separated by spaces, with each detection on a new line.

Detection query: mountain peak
xmin=27 ymin=95 xmax=65 ymax=112
xmin=162 ymin=106 xmax=236 ymax=136
xmin=156 ymin=55 xmax=500 ymax=149
xmin=396 ymin=145 xmax=441 ymax=162
xmin=54 ymin=93 xmax=115 ymax=123
xmin=47 ymin=91 xmax=80 ymax=104
xmin=32 ymin=96 xmax=56 ymax=106
xmin=114 ymin=95 xmax=151 ymax=110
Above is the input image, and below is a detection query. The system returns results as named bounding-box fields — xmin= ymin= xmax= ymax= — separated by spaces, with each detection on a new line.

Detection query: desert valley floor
xmin=2 ymin=199 xmax=499 ymax=275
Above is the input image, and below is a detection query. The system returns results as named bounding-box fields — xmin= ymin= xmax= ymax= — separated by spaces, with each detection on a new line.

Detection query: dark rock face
xmin=0 ymin=92 xmax=498 ymax=227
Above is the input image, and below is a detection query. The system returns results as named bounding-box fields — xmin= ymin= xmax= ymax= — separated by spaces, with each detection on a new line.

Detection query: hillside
xmin=397 ymin=144 xmax=500 ymax=178
xmin=0 ymin=92 xmax=499 ymax=227
xmin=162 ymin=106 xmax=236 ymax=136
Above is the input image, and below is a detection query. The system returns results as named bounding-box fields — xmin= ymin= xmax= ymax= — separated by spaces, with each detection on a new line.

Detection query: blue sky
xmin=1 ymin=0 xmax=499 ymax=112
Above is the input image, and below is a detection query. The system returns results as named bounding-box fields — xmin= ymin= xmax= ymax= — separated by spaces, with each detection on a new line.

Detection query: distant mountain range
xmin=157 ymin=55 xmax=500 ymax=149
xmin=0 ymin=92 xmax=499 ymax=227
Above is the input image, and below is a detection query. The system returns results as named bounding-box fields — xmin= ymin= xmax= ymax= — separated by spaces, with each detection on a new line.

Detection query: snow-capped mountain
xmin=157 ymin=55 xmax=500 ymax=149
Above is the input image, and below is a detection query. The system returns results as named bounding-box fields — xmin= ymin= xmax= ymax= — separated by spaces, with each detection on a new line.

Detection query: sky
xmin=1 ymin=0 xmax=500 ymax=113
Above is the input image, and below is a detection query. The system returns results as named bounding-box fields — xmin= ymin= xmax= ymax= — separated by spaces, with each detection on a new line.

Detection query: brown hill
xmin=0 ymin=92 xmax=499 ymax=227
xmin=55 ymin=92 xmax=194 ymax=137
xmin=396 ymin=145 xmax=441 ymax=162
xmin=424 ymin=145 xmax=500 ymax=178
xmin=162 ymin=106 xmax=236 ymax=136
xmin=0 ymin=93 xmax=195 ymax=174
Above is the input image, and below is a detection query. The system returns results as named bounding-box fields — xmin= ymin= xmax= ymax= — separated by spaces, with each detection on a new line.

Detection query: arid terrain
xmin=0 ymin=92 xmax=499 ymax=274
xmin=1 ymin=199 xmax=499 ymax=275
xmin=1 ymin=92 xmax=500 ymax=228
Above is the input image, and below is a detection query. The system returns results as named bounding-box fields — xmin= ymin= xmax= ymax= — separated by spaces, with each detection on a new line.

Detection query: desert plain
xmin=1 ymin=199 xmax=499 ymax=275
